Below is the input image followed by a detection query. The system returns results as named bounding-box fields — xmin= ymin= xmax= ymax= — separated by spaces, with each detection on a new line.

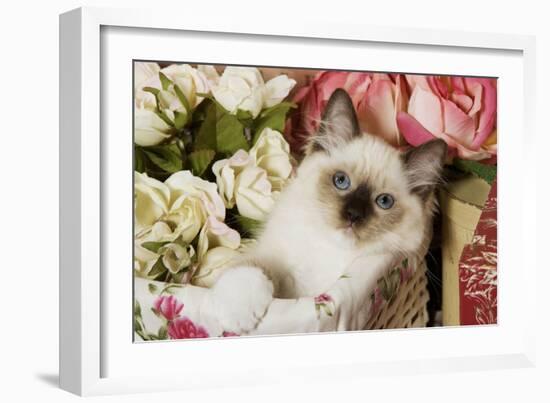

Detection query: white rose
xmin=134 ymin=222 xmax=178 ymax=278
xmin=158 ymin=243 xmax=195 ymax=274
xmin=210 ymin=67 xmax=296 ymax=118
xmin=211 ymin=67 xmax=264 ymax=118
xmin=249 ymin=128 xmax=292 ymax=190
xmin=165 ymin=171 xmax=226 ymax=221
xmin=211 ymin=149 xmax=252 ymax=208
xmin=165 ymin=195 xmax=206 ymax=244
xmin=134 ymin=108 xmax=172 ymax=146
xmin=234 ymin=165 xmax=275 ymax=221
xmin=134 ymin=172 xmax=170 ymax=234
xmin=134 ymin=62 xmax=160 ymax=91
xmin=193 ymin=246 xmax=240 ymax=287
xmin=134 ymin=62 xmax=160 ymax=110
xmin=197 ymin=65 xmax=220 ymax=85
xmin=137 ymin=64 xmax=210 ymax=112
xmin=134 ymin=64 xmax=211 ymax=146
xmin=263 ymin=74 xmax=297 ymax=108
xmin=134 ymin=221 xmax=196 ymax=279
xmin=161 ymin=64 xmax=210 ymax=108
xmin=197 ymin=216 xmax=241 ymax=259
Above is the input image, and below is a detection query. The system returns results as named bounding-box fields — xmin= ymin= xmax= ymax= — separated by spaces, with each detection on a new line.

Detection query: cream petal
xmin=263 ymin=75 xmax=296 ymax=108
xmin=193 ymin=246 xmax=240 ymax=287
xmin=197 ymin=216 xmax=241 ymax=259
xmin=234 ymin=165 xmax=274 ymax=220
xmin=134 ymin=109 xmax=172 ymax=146
xmin=134 ymin=62 xmax=160 ymax=90
xmin=165 ymin=171 xmax=226 ymax=220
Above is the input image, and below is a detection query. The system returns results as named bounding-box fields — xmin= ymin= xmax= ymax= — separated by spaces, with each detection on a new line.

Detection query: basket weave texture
xmin=365 ymin=262 xmax=430 ymax=330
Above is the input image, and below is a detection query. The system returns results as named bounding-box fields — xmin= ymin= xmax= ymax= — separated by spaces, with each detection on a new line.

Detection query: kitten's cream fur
xmin=204 ymin=89 xmax=446 ymax=334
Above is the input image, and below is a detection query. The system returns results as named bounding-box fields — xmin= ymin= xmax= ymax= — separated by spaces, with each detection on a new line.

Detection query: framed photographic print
xmin=60 ymin=6 xmax=536 ymax=396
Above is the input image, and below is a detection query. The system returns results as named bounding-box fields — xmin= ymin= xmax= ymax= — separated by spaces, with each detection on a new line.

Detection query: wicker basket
xmin=365 ymin=261 xmax=430 ymax=330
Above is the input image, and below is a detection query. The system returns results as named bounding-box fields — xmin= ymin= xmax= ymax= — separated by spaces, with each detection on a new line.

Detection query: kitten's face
xmin=296 ymin=89 xmax=446 ymax=254
xmin=313 ymin=136 xmax=411 ymax=242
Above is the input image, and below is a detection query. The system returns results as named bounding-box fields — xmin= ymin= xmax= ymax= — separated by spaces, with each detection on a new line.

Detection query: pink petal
xmin=430 ymin=76 xmax=449 ymax=98
xmin=316 ymin=72 xmax=349 ymax=100
xmin=407 ymin=87 xmax=444 ymax=135
xmin=358 ymin=80 xmax=401 ymax=146
xmin=466 ymin=82 xmax=483 ymax=118
xmin=396 ymin=112 xmax=437 ymax=146
xmin=291 ymin=85 xmax=310 ymax=104
xmin=467 ymin=78 xmax=497 ymax=147
xmin=395 ymin=74 xmax=409 ymax=113
xmin=406 ymin=75 xmax=447 ymax=98
xmin=451 ymin=76 xmax=466 ymax=93
xmin=405 ymin=75 xmax=430 ymax=92
xmin=344 ymin=72 xmax=371 ymax=108
xmin=442 ymin=99 xmax=476 ymax=146
xmin=450 ymin=92 xmax=473 ymax=114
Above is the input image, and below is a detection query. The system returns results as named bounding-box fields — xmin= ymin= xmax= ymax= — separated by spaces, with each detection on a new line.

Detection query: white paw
xmin=205 ymin=266 xmax=273 ymax=334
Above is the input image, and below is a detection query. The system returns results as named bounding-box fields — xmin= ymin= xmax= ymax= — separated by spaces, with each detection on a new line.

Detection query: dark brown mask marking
xmin=341 ymin=183 xmax=373 ymax=225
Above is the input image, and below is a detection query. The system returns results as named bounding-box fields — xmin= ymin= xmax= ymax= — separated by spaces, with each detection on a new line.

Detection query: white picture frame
xmin=59 ymin=6 xmax=537 ymax=396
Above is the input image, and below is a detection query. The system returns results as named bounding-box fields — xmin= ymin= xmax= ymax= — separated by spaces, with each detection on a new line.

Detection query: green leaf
xmin=173 ymin=110 xmax=188 ymax=130
xmin=236 ymin=109 xmax=254 ymax=128
xmin=134 ymin=319 xmax=143 ymax=333
xmin=159 ymin=72 xmax=172 ymax=91
xmin=155 ymin=110 xmax=174 ymax=127
xmin=236 ymin=215 xmax=262 ymax=237
xmin=191 ymin=98 xmax=213 ymax=125
xmin=141 ymin=241 xmax=171 ymax=253
xmin=188 ymin=149 xmax=216 ymax=177
xmin=452 ymin=158 xmax=497 ymax=184
xmin=142 ymin=143 xmax=182 ymax=173
xmin=195 ymin=102 xmax=218 ymax=150
xmin=253 ymin=102 xmax=295 ymax=145
xmin=134 ymin=147 xmax=146 ymax=173
xmin=195 ymin=102 xmax=250 ymax=155
xmin=158 ymin=326 xmax=168 ymax=340
xmin=147 ymin=257 xmax=167 ymax=279
xmin=134 ymin=300 xmax=142 ymax=316
xmin=142 ymin=86 xmax=160 ymax=96
xmin=148 ymin=283 xmax=158 ymax=295
xmin=160 ymin=283 xmax=184 ymax=295
xmin=173 ymin=85 xmax=192 ymax=116
xmin=217 ymin=113 xmax=249 ymax=155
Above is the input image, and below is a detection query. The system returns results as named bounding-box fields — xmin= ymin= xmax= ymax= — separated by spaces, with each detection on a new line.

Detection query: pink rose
xmin=285 ymin=71 xmax=408 ymax=153
xmin=314 ymin=293 xmax=333 ymax=304
xmin=397 ymin=75 xmax=497 ymax=161
xmin=168 ymin=317 xmax=209 ymax=339
xmin=153 ymin=295 xmax=184 ymax=321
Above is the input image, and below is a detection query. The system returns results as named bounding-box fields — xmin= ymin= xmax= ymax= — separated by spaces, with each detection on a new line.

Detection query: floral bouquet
xmin=134 ymin=63 xmax=297 ymax=287
xmin=133 ymin=63 xmax=497 ymax=339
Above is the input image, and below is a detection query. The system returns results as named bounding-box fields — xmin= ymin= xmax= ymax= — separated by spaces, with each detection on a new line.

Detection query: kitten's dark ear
xmin=307 ymin=89 xmax=360 ymax=154
xmin=402 ymin=139 xmax=447 ymax=199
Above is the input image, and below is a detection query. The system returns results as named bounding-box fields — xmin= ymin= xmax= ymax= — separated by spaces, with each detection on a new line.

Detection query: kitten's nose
xmin=346 ymin=206 xmax=362 ymax=223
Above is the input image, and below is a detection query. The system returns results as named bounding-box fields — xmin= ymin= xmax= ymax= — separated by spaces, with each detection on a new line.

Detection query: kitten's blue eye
xmin=333 ymin=172 xmax=351 ymax=190
xmin=375 ymin=193 xmax=394 ymax=209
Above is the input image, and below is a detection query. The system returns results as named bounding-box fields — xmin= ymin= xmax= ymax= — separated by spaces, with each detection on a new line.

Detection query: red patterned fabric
xmin=459 ymin=180 xmax=497 ymax=325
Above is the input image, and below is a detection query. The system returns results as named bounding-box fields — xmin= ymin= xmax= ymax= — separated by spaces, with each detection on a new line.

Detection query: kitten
xmin=203 ymin=89 xmax=446 ymax=334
